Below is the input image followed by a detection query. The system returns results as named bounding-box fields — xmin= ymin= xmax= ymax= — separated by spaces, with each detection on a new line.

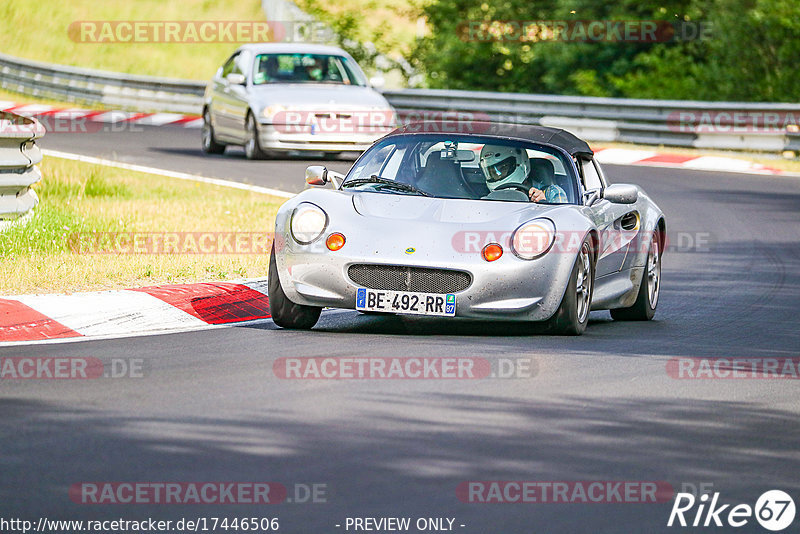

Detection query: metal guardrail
xmin=0 ymin=112 xmax=44 ymax=231
xmin=383 ymin=89 xmax=800 ymax=155
xmin=0 ymin=53 xmax=204 ymax=114
xmin=1 ymin=52 xmax=798 ymax=154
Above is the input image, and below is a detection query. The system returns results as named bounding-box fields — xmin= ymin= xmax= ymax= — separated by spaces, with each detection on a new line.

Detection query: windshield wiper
xmin=342 ymin=175 xmax=430 ymax=196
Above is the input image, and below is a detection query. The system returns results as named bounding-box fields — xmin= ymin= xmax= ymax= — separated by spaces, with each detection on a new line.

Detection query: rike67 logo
xmin=668 ymin=490 xmax=796 ymax=531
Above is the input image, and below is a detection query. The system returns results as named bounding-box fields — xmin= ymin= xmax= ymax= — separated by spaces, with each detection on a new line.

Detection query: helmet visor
xmin=484 ymin=156 xmax=518 ymax=183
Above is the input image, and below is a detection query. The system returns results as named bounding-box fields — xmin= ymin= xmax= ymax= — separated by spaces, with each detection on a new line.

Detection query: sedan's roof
xmin=389 ymin=121 xmax=594 ymax=157
xmin=236 ymin=43 xmax=351 ymax=57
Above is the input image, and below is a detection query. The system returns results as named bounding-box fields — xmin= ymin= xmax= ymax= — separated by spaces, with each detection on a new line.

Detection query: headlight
xmin=511 ymin=218 xmax=556 ymax=260
xmin=262 ymin=104 xmax=286 ymax=119
xmin=290 ymin=203 xmax=328 ymax=244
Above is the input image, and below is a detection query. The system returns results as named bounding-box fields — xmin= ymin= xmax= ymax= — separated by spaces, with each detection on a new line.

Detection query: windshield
xmin=252 ymin=53 xmax=366 ymax=86
xmin=343 ymin=135 xmax=579 ymax=203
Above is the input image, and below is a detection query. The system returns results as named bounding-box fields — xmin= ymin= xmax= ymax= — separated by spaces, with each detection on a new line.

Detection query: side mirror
xmin=305 ymin=165 xmax=328 ymax=186
xmin=369 ymin=76 xmax=385 ymax=90
xmin=603 ymin=183 xmax=639 ymax=204
xmin=226 ymin=73 xmax=246 ymax=85
xmin=305 ymin=166 xmax=345 ymax=188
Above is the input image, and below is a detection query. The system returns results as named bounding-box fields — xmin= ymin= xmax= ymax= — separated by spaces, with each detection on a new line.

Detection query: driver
xmin=480 ymin=144 xmax=530 ymax=196
xmin=480 ymin=144 xmax=568 ymax=203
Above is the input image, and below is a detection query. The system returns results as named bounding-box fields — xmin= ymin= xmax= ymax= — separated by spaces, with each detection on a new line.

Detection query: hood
xmin=250 ymin=84 xmax=391 ymax=110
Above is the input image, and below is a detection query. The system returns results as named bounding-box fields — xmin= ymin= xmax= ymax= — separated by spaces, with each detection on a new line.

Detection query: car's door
xmin=214 ymin=51 xmax=251 ymax=142
xmin=580 ymin=157 xmax=630 ymax=276
xmin=212 ymin=52 xmax=240 ymax=140
xmin=226 ymin=50 xmax=253 ymax=142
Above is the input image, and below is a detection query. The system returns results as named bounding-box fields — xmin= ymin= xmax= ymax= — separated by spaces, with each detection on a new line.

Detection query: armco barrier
xmin=1 ymin=53 xmax=798 ymax=154
xmin=0 ymin=53 xmax=204 ymax=114
xmin=0 ymin=112 xmax=44 ymax=230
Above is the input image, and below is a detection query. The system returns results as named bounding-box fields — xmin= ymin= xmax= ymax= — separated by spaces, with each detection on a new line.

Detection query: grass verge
xmin=0 ymin=0 xmax=265 ymax=80
xmin=0 ymin=156 xmax=285 ymax=295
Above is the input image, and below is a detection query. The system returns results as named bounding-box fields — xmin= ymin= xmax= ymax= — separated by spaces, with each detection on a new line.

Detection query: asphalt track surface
xmin=1 ymin=125 xmax=799 ymax=533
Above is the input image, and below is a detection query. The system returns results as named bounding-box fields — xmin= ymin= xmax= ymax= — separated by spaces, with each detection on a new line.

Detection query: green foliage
xmin=413 ymin=0 xmax=800 ymax=102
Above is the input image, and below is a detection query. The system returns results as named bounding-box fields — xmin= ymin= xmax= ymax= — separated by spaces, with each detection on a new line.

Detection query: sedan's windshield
xmin=253 ymin=53 xmax=366 ymax=86
xmin=343 ymin=135 xmax=579 ymax=203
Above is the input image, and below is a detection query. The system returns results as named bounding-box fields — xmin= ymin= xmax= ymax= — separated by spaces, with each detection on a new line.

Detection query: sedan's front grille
xmin=348 ymin=264 xmax=472 ymax=294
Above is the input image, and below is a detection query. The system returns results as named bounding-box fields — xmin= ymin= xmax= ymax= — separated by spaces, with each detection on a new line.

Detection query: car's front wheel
xmin=268 ymin=245 xmax=322 ymax=329
xmin=201 ymin=109 xmax=226 ymax=154
xmin=244 ymin=113 xmax=267 ymax=160
xmin=611 ymin=231 xmax=661 ymax=321
xmin=547 ymin=238 xmax=595 ymax=335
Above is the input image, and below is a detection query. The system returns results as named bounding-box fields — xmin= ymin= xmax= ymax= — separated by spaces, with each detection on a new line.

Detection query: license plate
xmin=356 ymin=288 xmax=456 ymax=317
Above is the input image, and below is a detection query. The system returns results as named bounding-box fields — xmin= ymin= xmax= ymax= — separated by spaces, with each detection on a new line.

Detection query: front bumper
xmin=258 ymin=122 xmax=392 ymax=153
xmin=274 ymin=230 xmax=577 ymax=322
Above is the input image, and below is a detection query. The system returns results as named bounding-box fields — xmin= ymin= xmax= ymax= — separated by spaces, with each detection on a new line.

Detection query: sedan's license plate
xmin=356 ymin=288 xmax=456 ymax=317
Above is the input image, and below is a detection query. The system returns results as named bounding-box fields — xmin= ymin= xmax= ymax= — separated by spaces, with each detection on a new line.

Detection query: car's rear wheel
xmin=201 ymin=109 xmax=226 ymax=154
xmin=245 ymin=113 xmax=267 ymax=160
xmin=611 ymin=231 xmax=660 ymax=321
xmin=268 ymin=245 xmax=321 ymax=329
xmin=547 ymin=238 xmax=594 ymax=335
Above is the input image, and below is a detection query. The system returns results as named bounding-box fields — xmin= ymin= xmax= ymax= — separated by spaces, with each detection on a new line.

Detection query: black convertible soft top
xmin=389 ymin=121 xmax=594 ymax=157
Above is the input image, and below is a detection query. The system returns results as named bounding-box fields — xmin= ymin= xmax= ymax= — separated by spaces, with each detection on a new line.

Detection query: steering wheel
xmin=493 ymin=183 xmax=531 ymax=195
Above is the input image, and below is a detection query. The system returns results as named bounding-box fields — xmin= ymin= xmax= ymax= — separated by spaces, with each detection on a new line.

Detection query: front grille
xmin=348 ymin=264 xmax=471 ymax=294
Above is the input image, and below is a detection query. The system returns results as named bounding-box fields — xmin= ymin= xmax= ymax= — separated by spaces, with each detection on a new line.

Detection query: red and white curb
xmin=0 ymin=279 xmax=271 ymax=345
xmin=593 ymin=147 xmax=788 ymax=176
xmin=0 ymin=101 xmax=202 ymax=128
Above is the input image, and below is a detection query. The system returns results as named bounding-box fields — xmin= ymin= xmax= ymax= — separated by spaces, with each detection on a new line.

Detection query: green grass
xmin=0 ymin=0 xmax=265 ymax=80
xmin=0 ymin=0 xmax=421 ymax=81
xmin=0 ymin=156 xmax=285 ymax=294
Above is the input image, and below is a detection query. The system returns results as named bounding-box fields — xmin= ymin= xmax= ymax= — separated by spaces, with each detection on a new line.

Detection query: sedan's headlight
xmin=511 ymin=218 xmax=556 ymax=260
xmin=262 ymin=104 xmax=287 ymax=119
xmin=290 ymin=203 xmax=328 ymax=244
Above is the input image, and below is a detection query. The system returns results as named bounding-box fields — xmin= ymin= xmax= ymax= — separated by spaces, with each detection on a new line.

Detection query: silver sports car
xmin=268 ymin=122 xmax=665 ymax=335
xmin=202 ymin=43 xmax=395 ymax=159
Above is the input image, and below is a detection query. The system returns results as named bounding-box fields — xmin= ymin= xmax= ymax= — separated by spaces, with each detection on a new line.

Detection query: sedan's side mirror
xmin=603 ymin=183 xmax=639 ymax=204
xmin=226 ymin=73 xmax=246 ymax=85
xmin=369 ymin=76 xmax=385 ymax=90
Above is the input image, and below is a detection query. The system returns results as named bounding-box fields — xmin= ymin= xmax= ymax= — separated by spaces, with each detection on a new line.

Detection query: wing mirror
xmin=306 ymin=166 xmax=344 ymax=188
xmin=226 ymin=73 xmax=246 ymax=85
xmin=603 ymin=183 xmax=639 ymax=204
xmin=369 ymin=76 xmax=385 ymax=90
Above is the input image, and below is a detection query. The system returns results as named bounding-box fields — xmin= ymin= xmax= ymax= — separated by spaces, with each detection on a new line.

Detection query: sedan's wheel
xmin=267 ymin=245 xmax=321 ymax=329
xmin=201 ymin=109 xmax=226 ymax=154
xmin=245 ymin=113 xmax=267 ymax=160
xmin=611 ymin=231 xmax=661 ymax=321
xmin=547 ymin=238 xmax=594 ymax=335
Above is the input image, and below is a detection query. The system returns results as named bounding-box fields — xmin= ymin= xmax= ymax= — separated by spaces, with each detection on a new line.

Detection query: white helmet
xmin=480 ymin=144 xmax=529 ymax=191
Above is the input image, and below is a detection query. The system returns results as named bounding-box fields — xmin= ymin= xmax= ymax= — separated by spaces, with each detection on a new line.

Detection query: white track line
xmin=42 ymin=149 xmax=295 ymax=198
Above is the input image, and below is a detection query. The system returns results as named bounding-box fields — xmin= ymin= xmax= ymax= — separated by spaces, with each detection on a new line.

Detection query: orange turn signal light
xmin=326 ymin=232 xmax=346 ymax=251
xmin=482 ymin=243 xmax=503 ymax=262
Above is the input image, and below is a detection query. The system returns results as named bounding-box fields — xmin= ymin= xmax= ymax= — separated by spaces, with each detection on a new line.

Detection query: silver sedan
xmin=202 ymin=43 xmax=396 ymax=159
xmin=268 ymin=122 xmax=665 ymax=335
